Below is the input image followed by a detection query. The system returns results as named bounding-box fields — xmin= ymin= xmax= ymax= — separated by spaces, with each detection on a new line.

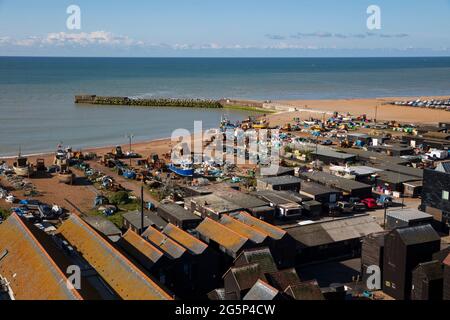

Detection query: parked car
xmin=321 ymin=140 xmax=333 ymax=146
xmin=362 ymin=198 xmax=379 ymax=209
xmin=377 ymin=195 xmax=393 ymax=207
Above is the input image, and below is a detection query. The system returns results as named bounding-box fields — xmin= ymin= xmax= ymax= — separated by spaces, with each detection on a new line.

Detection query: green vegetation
xmin=0 ymin=208 xmax=10 ymax=220
xmin=109 ymin=191 xmax=131 ymax=205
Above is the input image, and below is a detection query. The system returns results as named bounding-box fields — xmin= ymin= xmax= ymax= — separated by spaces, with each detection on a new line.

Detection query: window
xmin=443 ymin=191 xmax=450 ymax=201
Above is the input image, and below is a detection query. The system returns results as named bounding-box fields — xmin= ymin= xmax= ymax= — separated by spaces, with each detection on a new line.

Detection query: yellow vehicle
xmin=253 ymin=119 xmax=269 ymax=129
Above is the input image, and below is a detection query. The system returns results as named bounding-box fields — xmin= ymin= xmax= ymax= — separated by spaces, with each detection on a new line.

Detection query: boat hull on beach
xmin=168 ymin=164 xmax=194 ymax=177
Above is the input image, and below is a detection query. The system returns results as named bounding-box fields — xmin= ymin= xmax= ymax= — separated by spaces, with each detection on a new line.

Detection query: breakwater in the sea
xmin=75 ymin=95 xmax=223 ymax=108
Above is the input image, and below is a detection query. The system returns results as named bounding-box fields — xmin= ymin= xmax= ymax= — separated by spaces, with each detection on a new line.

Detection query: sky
xmin=0 ymin=0 xmax=450 ymax=57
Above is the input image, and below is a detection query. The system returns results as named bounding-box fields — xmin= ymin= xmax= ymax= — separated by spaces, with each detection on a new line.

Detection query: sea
xmin=1 ymin=57 xmax=450 ymax=156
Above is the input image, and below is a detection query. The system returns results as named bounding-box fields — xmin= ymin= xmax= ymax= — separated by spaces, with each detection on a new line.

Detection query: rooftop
xmin=376 ymin=171 xmax=422 ymax=184
xmin=300 ymin=181 xmax=342 ymax=197
xmin=230 ymin=211 xmax=287 ymax=240
xmin=121 ymin=229 xmax=164 ymax=264
xmin=395 ymin=224 xmax=440 ymax=246
xmin=220 ymin=215 xmax=268 ymax=244
xmin=157 ymin=203 xmax=201 ymax=222
xmin=243 ymin=280 xmax=280 ymax=300
xmin=58 ymin=214 xmax=171 ymax=300
xmin=265 ymin=268 xmax=301 ymax=291
xmin=0 ymin=213 xmax=82 ymax=300
xmin=375 ymin=163 xmax=424 ymax=178
xmin=284 ymin=215 xmax=383 ymax=247
xmin=257 ymin=175 xmax=303 ymax=186
xmin=301 ymin=171 xmax=372 ymax=192
xmin=253 ymin=190 xmax=305 ymax=205
xmin=195 ymin=218 xmax=249 ymax=254
xmin=141 ymin=226 xmax=187 ymax=259
xmin=225 ymin=263 xmax=266 ymax=291
xmin=387 ymin=209 xmax=433 ymax=222
xmin=312 ymin=147 xmax=357 ymax=160
xmin=123 ymin=210 xmax=168 ymax=230
xmin=187 ymin=194 xmax=243 ymax=214
xmin=235 ymin=247 xmax=278 ymax=274
xmin=284 ymin=280 xmax=325 ymax=300
xmin=162 ymin=223 xmax=208 ymax=255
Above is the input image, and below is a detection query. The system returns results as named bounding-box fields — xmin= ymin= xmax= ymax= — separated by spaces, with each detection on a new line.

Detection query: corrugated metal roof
xmin=188 ymin=194 xmax=243 ymax=214
xmin=387 ymin=209 xmax=432 ymax=222
xmin=122 ymin=229 xmax=164 ymax=264
xmin=284 ymin=215 xmax=383 ymax=247
xmin=162 ymin=223 xmax=207 ymax=255
xmin=220 ymin=215 xmax=267 ymax=244
xmin=141 ymin=226 xmax=187 ymax=259
xmin=395 ymin=224 xmax=440 ymax=246
xmin=0 ymin=213 xmax=82 ymax=300
xmin=243 ymin=279 xmax=279 ymax=300
xmin=157 ymin=203 xmax=201 ymax=222
xmin=195 ymin=218 xmax=249 ymax=254
xmin=58 ymin=214 xmax=172 ymax=300
xmin=230 ymin=211 xmax=287 ymax=240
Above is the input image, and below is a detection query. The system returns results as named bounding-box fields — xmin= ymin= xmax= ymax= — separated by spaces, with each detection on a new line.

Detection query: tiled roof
xmin=0 ymin=213 xmax=82 ymax=300
xmin=220 ymin=215 xmax=267 ymax=244
xmin=230 ymin=211 xmax=287 ymax=240
xmin=195 ymin=218 xmax=249 ymax=254
xmin=226 ymin=263 xmax=266 ymax=291
xmin=122 ymin=229 xmax=164 ymax=264
xmin=162 ymin=224 xmax=207 ymax=255
xmin=265 ymin=268 xmax=301 ymax=291
xmin=243 ymin=280 xmax=280 ymax=300
xmin=284 ymin=280 xmax=325 ymax=300
xmin=236 ymin=248 xmax=278 ymax=274
xmin=58 ymin=214 xmax=172 ymax=300
xmin=142 ymin=226 xmax=187 ymax=259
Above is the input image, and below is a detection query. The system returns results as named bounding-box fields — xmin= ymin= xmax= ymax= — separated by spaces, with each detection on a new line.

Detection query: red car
xmin=362 ymin=198 xmax=378 ymax=209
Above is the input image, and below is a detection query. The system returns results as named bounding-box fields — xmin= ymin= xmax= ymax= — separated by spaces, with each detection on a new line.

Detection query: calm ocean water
xmin=1 ymin=57 xmax=450 ymax=156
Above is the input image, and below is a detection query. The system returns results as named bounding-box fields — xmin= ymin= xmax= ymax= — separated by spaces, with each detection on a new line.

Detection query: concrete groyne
xmin=75 ymin=95 xmax=223 ymax=108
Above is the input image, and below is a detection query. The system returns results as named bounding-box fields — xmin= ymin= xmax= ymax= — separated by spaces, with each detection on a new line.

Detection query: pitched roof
xmin=225 ymin=263 xmax=266 ymax=291
xmin=220 ymin=215 xmax=268 ymax=244
xmin=265 ymin=268 xmax=301 ymax=291
xmin=157 ymin=203 xmax=201 ymax=222
xmin=284 ymin=280 xmax=325 ymax=300
xmin=58 ymin=214 xmax=172 ymax=300
xmin=301 ymin=171 xmax=371 ymax=192
xmin=230 ymin=211 xmax=287 ymax=240
xmin=436 ymin=161 xmax=450 ymax=174
xmin=414 ymin=260 xmax=443 ymax=281
xmin=141 ymin=226 xmax=187 ymax=259
xmin=195 ymin=218 xmax=249 ymax=254
xmin=243 ymin=280 xmax=280 ymax=300
xmin=395 ymin=224 xmax=440 ymax=246
xmin=284 ymin=215 xmax=383 ymax=247
xmin=123 ymin=210 xmax=167 ymax=230
xmin=162 ymin=223 xmax=207 ymax=255
xmin=0 ymin=213 xmax=82 ymax=300
xmin=122 ymin=229 xmax=164 ymax=264
xmin=235 ymin=247 xmax=278 ymax=274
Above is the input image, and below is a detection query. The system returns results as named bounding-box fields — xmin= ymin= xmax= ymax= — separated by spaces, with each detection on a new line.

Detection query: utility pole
xmin=126 ymin=133 xmax=134 ymax=166
xmin=374 ymin=104 xmax=379 ymax=124
xmin=140 ymin=184 xmax=144 ymax=235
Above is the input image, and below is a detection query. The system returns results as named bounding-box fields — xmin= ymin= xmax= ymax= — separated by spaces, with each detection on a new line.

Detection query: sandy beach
xmin=269 ymin=95 xmax=450 ymax=126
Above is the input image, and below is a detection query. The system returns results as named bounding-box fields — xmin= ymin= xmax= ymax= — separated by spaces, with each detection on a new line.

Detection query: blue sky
xmin=1 ymin=0 xmax=450 ymax=57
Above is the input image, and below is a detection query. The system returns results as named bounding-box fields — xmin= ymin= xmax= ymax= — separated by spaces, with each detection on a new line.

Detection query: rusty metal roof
xmin=122 ymin=229 xmax=164 ymax=264
xmin=0 ymin=213 xmax=82 ymax=300
xmin=58 ymin=214 xmax=172 ymax=300
xmin=196 ymin=217 xmax=249 ymax=254
xmin=142 ymin=226 xmax=187 ymax=259
xmin=220 ymin=215 xmax=267 ymax=244
xmin=230 ymin=211 xmax=287 ymax=240
xmin=162 ymin=223 xmax=207 ymax=255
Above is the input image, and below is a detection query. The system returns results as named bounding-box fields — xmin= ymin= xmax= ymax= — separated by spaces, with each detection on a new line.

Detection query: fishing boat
xmin=253 ymin=118 xmax=269 ymax=130
xmin=168 ymin=161 xmax=194 ymax=177
xmin=220 ymin=115 xmax=236 ymax=132
xmin=57 ymin=163 xmax=74 ymax=185
xmin=13 ymin=153 xmax=33 ymax=177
